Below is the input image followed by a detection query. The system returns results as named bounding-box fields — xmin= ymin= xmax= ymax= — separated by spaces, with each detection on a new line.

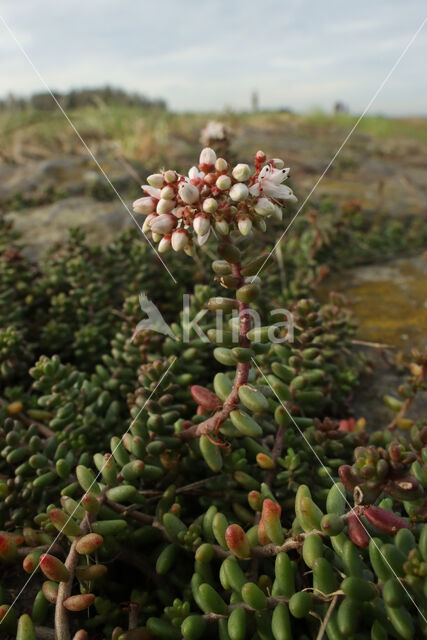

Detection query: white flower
xmin=133 ymin=196 xmax=156 ymax=215
xmin=254 ymin=197 xmax=276 ymax=217
xmin=199 ymin=147 xmax=216 ymax=168
xmin=188 ymin=166 xmax=205 ymax=180
xmin=193 ymin=214 xmax=210 ymax=236
xmin=146 ymin=174 xmax=164 ymax=188
xmin=249 ymin=164 xmax=294 ymax=201
xmin=142 ymin=185 xmax=161 ymax=199
xmin=150 ymin=213 xmax=177 ymax=235
xmin=229 ymin=183 xmax=249 ymax=202
xmin=238 ymin=216 xmax=252 ymax=236
xmin=203 ymin=197 xmax=218 ymax=213
xmin=156 ymin=199 xmax=175 ymax=214
xmin=171 ymin=229 xmax=188 ymax=252
xmin=216 ymin=175 xmax=231 ymax=191
xmin=179 ymin=182 xmax=200 ymax=204
xmin=232 ymin=163 xmax=250 ymax=182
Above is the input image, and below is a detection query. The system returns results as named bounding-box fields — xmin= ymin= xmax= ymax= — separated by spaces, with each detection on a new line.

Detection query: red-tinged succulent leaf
xmin=364 ymin=506 xmax=409 ymax=534
xmin=261 ymin=499 xmax=284 ymax=545
xmin=42 ymin=580 xmax=59 ymax=603
xmin=190 ymin=385 xmax=221 ymax=411
xmin=22 ymin=551 xmax=42 ymax=574
xmin=39 ymin=554 xmax=69 ymax=582
xmin=72 ymin=631 xmax=89 ymax=640
xmin=0 ymin=533 xmax=17 ymax=561
xmin=347 ymin=513 xmax=370 ymax=548
xmin=338 ymin=465 xmax=358 ymax=492
xmin=75 ymin=533 xmax=103 ymax=555
xmin=75 ymin=564 xmax=108 ymax=581
xmin=257 ymin=518 xmax=271 ymax=545
xmin=63 ymin=594 xmax=95 ymax=611
xmin=225 ymin=524 xmax=251 ymax=558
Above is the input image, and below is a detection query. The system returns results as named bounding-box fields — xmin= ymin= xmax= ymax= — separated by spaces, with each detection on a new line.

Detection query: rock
xmin=6 ymin=196 xmax=137 ymax=260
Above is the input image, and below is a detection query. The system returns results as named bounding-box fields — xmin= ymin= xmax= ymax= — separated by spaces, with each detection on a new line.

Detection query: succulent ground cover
xmin=0 ymin=147 xmax=426 ymax=640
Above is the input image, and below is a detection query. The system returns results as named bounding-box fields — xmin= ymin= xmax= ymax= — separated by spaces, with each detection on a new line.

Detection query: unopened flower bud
xmin=216 ymin=175 xmax=231 ymax=191
xmin=150 ymin=213 xmax=178 ymax=235
xmin=184 ymin=243 xmax=195 ymax=257
xmin=179 ymin=182 xmax=200 ymax=204
xmin=255 ymin=197 xmax=275 ymax=217
xmin=215 ymin=218 xmax=229 ymax=235
xmin=174 ymin=206 xmax=186 ymax=219
xmin=238 ymin=216 xmax=252 ymax=236
xmin=255 ymin=150 xmax=267 ymax=164
xmin=160 ymin=185 xmax=175 ymax=200
xmin=272 ymin=204 xmax=283 ymax=221
xmin=272 ymin=158 xmax=285 ymax=169
xmin=225 ymin=524 xmax=251 ymax=558
xmin=229 ymin=183 xmax=249 ymax=202
xmin=215 ymin=157 xmax=228 ymax=172
xmin=133 ymin=196 xmax=156 ymax=215
xmin=142 ymin=213 xmax=156 ymax=233
xmin=158 ymin=234 xmax=172 ymax=253
xmin=152 ymin=232 xmax=162 ymax=243
xmin=146 ymin=173 xmax=164 ymax=188
xmin=199 ymin=147 xmax=216 ymax=169
xmin=254 ymin=218 xmax=267 ymax=232
xmin=164 ymin=170 xmax=178 ymax=183
xmin=193 ymin=214 xmax=210 ymax=236
xmin=261 ymin=499 xmax=284 ymax=545
xmin=156 ymin=198 xmax=175 ymax=214
xmin=171 ymin=229 xmax=189 ymax=252
xmin=203 ymin=197 xmax=218 ymax=213
xmin=232 ymin=163 xmax=251 ymax=182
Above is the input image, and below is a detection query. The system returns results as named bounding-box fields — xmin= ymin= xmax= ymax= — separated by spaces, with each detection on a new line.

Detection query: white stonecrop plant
xmin=133 ymin=148 xmax=297 ymax=254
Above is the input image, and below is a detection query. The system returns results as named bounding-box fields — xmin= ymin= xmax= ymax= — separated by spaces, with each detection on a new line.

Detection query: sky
xmin=0 ymin=0 xmax=426 ymax=115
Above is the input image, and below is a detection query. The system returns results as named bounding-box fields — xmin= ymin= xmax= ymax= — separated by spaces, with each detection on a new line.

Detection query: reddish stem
xmin=179 ymin=259 xmax=251 ymax=442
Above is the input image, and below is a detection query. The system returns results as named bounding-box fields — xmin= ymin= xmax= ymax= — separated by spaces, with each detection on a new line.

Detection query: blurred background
xmin=0 ymin=0 xmax=426 ymax=359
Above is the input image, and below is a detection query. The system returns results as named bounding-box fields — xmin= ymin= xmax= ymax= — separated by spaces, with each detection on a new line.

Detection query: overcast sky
xmin=0 ymin=0 xmax=426 ymax=115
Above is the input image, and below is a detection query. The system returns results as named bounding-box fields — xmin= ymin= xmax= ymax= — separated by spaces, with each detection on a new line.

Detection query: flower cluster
xmin=133 ymin=148 xmax=297 ymax=254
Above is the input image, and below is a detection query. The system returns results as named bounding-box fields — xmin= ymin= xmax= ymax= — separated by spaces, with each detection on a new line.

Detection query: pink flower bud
xmin=158 ymin=234 xmax=172 ymax=253
xmin=229 ymin=183 xmax=249 ymax=202
xmin=193 ymin=214 xmax=210 ymax=236
xmin=132 ymin=196 xmax=156 ymax=215
xmin=255 ymin=197 xmax=275 ymax=217
xmin=156 ymin=198 xmax=175 ymax=214
xmin=197 ymin=230 xmax=211 ymax=246
xmin=202 ymin=197 xmax=218 ymax=213
xmin=142 ymin=213 xmax=157 ymax=233
xmin=225 ymin=524 xmax=251 ymax=558
xmin=179 ymin=182 xmax=200 ymax=204
xmin=199 ymin=147 xmax=216 ymax=170
xmin=146 ymin=173 xmax=164 ymax=188
xmin=238 ymin=216 xmax=252 ymax=236
xmin=171 ymin=229 xmax=189 ymax=252
xmin=150 ymin=213 xmax=178 ymax=235
xmin=261 ymin=499 xmax=284 ymax=545
xmin=232 ymin=163 xmax=251 ymax=182
xmin=215 ymin=157 xmax=228 ymax=172
xmin=216 ymin=175 xmax=231 ymax=191
xmin=160 ymin=185 xmax=175 ymax=200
